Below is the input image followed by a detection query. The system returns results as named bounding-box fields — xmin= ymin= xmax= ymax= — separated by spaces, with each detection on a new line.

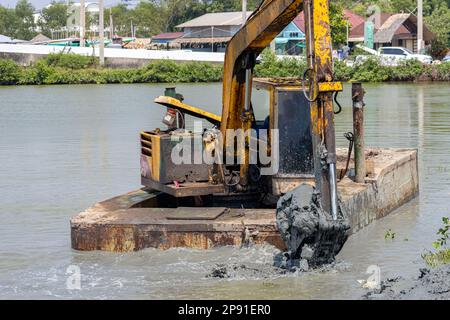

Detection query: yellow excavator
xmin=140 ymin=0 xmax=349 ymax=266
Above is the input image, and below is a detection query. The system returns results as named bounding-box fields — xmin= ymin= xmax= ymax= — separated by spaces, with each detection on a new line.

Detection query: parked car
xmin=443 ymin=54 xmax=450 ymax=63
xmin=379 ymin=47 xmax=433 ymax=65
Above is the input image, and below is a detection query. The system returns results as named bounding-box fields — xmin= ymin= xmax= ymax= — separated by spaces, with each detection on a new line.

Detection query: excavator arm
xmin=221 ymin=0 xmax=342 ymax=218
xmin=221 ymin=0 xmax=305 ymax=135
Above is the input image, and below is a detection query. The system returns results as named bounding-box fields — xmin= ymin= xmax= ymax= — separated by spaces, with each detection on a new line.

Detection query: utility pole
xmin=99 ymin=0 xmax=105 ymax=66
xmin=346 ymin=20 xmax=349 ymax=47
xmin=211 ymin=26 xmax=214 ymax=53
xmin=417 ymin=0 xmax=424 ymax=53
xmin=242 ymin=0 xmax=247 ymax=26
xmin=80 ymin=0 xmax=85 ymax=47
xmin=109 ymin=7 xmax=114 ymax=40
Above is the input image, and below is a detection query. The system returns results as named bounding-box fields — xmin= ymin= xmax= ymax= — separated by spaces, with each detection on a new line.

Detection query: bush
xmin=43 ymin=53 xmax=98 ymax=70
xmin=350 ymin=57 xmax=391 ymax=82
xmin=101 ymin=68 xmax=141 ymax=84
xmin=334 ymin=60 xmax=353 ymax=81
xmin=390 ymin=60 xmax=425 ymax=81
xmin=176 ymin=62 xmax=223 ymax=82
xmin=0 ymin=59 xmax=20 ymax=85
xmin=429 ymin=39 xmax=448 ymax=60
xmin=255 ymin=49 xmax=307 ymax=78
xmin=433 ymin=63 xmax=450 ymax=81
xmin=1 ymin=52 xmax=449 ymax=86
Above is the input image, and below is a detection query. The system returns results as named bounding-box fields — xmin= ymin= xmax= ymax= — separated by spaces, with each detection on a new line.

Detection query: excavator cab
xmin=253 ymin=78 xmax=315 ymax=196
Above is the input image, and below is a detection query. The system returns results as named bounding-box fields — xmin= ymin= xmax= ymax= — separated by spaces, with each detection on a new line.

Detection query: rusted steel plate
xmin=141 ymin=177 xmax=225 ymax=197
xmin=166 ymin=207 xmax=228 ymax=220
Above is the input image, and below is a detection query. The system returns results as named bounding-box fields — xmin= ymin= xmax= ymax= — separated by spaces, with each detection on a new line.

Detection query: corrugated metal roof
xmin=374 ymin=13 xmax=410 ymax=43
xmin=0 ymin=34 xmax=12 ymax=43
xmin=176 ymin=11 xmax=253 ymax=28
xmin=344 ymin=9 xmax=365 ymax=28
xmin=152 ymin=32 xmax=184 ymax=40
xmin=31 ymin=33 xmax=51 ymax=43
xmin=174 ymin=37 xmax=231 ymax=44
xmin=373 ymin=13 xmax=436 ymax=43
xmin=293 ymin=10 xmax=365 ymax=34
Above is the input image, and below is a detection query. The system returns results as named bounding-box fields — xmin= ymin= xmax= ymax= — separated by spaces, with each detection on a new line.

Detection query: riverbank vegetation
xmin=1 ymin=0 xmax=449 ymax=58
xmin=0 ymin=54 xmax=223 ymax=85
xmin=422 ymin=217 xmax=450 ymax=268
xmin=1 ymin=52 xmax=449 ymax=86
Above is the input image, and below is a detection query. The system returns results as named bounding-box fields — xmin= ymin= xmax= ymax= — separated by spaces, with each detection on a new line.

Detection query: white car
xmin=379 ymin=47 xmax=433 ymax=65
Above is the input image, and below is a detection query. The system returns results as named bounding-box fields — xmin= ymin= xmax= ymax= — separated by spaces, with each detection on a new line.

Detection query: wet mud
xmin=363 ymin=264 xmax=450 ymax=300
xmin=207 ymin=256 xmax=352 ymax=280
xmin=275 ymin=184 xmax=350 ymax=268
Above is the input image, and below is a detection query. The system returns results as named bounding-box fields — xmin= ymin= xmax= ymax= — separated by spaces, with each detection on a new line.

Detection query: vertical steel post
xmin=99 ymin=0 xmax=105 ymax=67
xmin=417 ymin=0 xmax=424 ymax=53
xmin=80 ymin=0 xmax=85 ymax=47
xmin=352 ymin=83 xmax=366 ymax=183
xmin=109 ymin=7 xmax=114 ymax=40
xmin=242 ymin=0 xmax=247 ymax=26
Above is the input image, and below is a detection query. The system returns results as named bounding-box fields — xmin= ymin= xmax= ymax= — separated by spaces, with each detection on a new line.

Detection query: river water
xmin=0 ymin=82 xmax=449 ymax=299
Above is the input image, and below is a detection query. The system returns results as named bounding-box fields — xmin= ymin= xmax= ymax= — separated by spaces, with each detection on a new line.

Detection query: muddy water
xmin=0 ymin=82 xmax=449 ymax=299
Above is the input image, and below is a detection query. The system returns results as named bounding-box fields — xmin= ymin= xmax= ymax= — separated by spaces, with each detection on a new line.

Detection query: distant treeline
xmin=0 ymin=51 xmax=449 ymax=86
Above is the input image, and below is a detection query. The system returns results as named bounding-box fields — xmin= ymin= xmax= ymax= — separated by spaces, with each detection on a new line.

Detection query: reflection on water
xmin=0 ymin=82 xmax=449 ymax=299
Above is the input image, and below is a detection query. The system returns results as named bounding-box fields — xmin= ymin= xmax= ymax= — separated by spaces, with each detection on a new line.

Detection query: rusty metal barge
xmin=71 ymin=147 xmax=418 ymax=252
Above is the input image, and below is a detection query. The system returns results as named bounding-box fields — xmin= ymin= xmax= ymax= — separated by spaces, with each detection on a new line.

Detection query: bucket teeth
xmin=276 ymin=184 xmax=350 ymax=268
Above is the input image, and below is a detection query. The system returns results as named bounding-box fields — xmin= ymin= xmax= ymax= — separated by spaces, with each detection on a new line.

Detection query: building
xmin=32 ymin=2 xmax=101 ymax=38
xmin=0 ymin=35 xmax=13 ymax=43
xmin=175 ymin=11 xmax=253 ymax=52
xmin=175 ymin=10 xmax=367 ymax=54
xmin=349 ymin=13 xmax=435 ymax=52
xmin=274 ymin=20 xmax=305 ymax=55
xmin=66 ymin=2 xmax=100 ymax=32
xmin=296 ymin=10 xmax=365 ymax=46
xmin=151 ymin=32 xmax=184 ymax=45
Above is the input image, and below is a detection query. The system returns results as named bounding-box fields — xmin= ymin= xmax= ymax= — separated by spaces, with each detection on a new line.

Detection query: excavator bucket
xmin=276 ymin=184 xmax=350 ymax=268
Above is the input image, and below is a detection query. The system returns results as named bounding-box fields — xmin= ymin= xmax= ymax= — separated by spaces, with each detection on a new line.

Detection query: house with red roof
xmin=151 ymin=32 xmax=184 ymax=45
xmin=275 ymin=9 xmax=365 ymax=54
xmin=350 ymin=13 xmax=435 ymax=53
xmin=172 ymin=9 xmax=366 ymax=54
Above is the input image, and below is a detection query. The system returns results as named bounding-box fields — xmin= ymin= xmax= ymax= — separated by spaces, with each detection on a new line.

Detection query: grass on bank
xmin=1 ymin=50 xmax=450 ymax=86
xmin=422 ymin=217 xmax=450 ymax=268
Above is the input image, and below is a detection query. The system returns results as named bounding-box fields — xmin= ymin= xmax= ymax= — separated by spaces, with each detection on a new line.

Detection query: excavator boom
xmin=221 ymin=0 xmax=349 ymax=265
xmin=221 ymin=0 xmax=304 ymax=134
xmin=222 ymin=0 xmax=341 ymax=216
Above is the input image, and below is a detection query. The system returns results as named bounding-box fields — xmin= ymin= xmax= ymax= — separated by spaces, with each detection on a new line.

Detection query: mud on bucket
xmin=276 ymin=184 xmax=350 ymax=269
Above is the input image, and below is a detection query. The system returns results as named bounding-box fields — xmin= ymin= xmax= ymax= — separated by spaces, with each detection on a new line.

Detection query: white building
xmin=67 ymin=2 xmax=100 ymax=32
xmin=33 ymin=2 xmax=100 ymax=33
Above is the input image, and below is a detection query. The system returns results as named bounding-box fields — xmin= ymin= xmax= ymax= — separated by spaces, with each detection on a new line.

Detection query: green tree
xmin=425 ymin=4 xmax=450 ymax=43
xmin=205 ymin=0 xmax=262 ymax=13
xmin=330 ymin=2 xmax=348 ymax=47
xmin=0 ymin=6 xmax=19 ymax=38
xmin=14 ymin=0 xmax=36 ymax=40
xmin=163 ymin=0 xmax=207 ymax=31
xmin=106 ymin=4 xmax=131 ymax=36
xmin=133 ymin=1 xmax=167 ymax=37
xmin=38 ymin=1 xmax=70 ymax=37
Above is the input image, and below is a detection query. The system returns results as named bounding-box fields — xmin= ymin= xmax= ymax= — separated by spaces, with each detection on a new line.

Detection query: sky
xmin=0 ymin=0 xmax=121 ymax=9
